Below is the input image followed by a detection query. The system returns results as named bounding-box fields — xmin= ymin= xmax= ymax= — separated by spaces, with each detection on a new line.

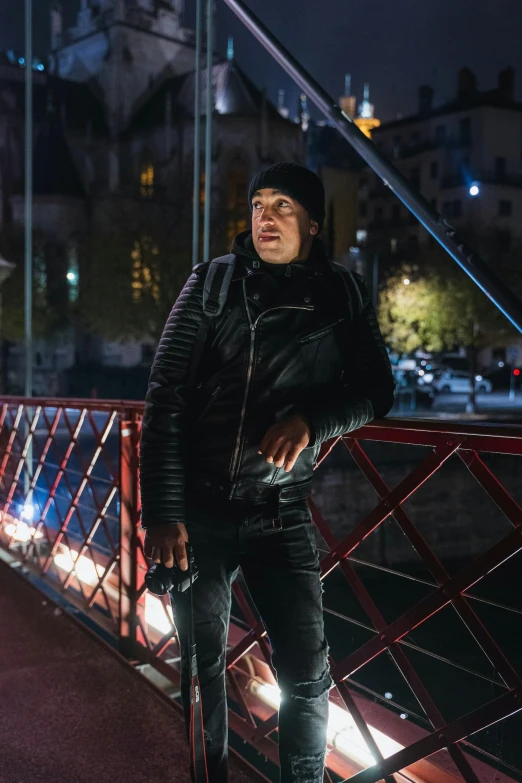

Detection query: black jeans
xmin=170 ymin=493 xmax=332 ymax=783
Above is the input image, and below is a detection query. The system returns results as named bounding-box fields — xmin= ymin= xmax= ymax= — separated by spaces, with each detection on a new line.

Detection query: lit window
xmin=34 ymin=251 xmax=47 ymax=294
xmin=131 ymin=237 xmax=160 ymax=302
xmin=67 ymin=242 xmax=79 ymax=302
xmin=140 ymin=163 xmax=154 ymax=197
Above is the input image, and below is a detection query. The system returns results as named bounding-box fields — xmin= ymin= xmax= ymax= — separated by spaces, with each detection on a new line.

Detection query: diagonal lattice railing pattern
xmin=1 ymin=398 xmax=521 ymax=783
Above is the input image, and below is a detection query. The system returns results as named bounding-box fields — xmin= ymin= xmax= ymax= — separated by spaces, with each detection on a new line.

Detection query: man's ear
xmin=310 ymin=220 xmax=319 ymax=236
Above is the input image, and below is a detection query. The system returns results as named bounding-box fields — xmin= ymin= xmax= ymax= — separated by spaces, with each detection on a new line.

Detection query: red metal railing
xmin=1 ymin=396 xmax=521 ymax=783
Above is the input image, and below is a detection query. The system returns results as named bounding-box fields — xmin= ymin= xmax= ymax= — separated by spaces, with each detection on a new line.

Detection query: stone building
xmin=0 ymin=0 xmax=303 ymax=395
xmin=357 ymin=67 xmax=522 ymax=262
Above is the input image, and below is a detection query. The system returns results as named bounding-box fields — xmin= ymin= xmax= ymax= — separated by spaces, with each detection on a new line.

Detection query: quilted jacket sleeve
xmin=297 ymin=273 xmax=395 ymax=447
xmin=139 ymin=268 xmax=205 ymax=527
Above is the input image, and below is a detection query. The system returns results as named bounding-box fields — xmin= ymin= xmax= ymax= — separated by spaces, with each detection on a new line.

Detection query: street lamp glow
xmin=67 ymin=271 xmax=77 ymax=282
xmin=469 ymin=183 xmax=480 ymax=197
xmin=403 ymin=278 xmax=410 ymax=286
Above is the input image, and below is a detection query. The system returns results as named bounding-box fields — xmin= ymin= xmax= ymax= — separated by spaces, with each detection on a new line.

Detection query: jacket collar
xmin=231 ymin=230 xmax=329 ymax=279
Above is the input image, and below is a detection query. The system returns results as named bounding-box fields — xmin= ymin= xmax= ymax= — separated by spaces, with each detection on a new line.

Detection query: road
xmin=392 ymin=390 xmax=522 ymax=421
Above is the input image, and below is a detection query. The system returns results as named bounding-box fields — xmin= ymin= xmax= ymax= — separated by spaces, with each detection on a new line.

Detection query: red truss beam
xmin=1 ymin=399 xmax=522 ymax=783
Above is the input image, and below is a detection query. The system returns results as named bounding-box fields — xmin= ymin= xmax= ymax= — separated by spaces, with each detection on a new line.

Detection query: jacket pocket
xmin=300 ymin=318 xmax=345 ymax=344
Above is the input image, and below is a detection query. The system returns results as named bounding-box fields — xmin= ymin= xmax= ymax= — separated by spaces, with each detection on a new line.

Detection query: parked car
xmin=431 ymin=371 xmax=492 ymax=394
xmin=483 ymin=365 xmax=522 ymax=390
xmin=415 ymin=362 xmax=448 ymax=385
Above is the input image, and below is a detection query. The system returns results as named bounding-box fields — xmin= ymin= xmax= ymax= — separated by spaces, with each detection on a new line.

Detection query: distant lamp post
xmin=0 ymin=254 xmax=16 ymax=393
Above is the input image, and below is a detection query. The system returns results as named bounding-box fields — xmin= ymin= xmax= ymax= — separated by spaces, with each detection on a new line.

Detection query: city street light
xmin=403 ymin=278 xmax=410 ymax=286
xmin=469 ymin=183 xmax=480 ymax=197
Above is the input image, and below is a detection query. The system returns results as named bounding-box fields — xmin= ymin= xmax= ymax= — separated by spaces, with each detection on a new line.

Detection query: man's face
xmin=251 ymin=188 xmax=319 ymax=264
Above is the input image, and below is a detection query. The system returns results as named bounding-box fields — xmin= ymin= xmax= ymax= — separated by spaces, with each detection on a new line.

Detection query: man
xmin=140 ymin=162 xmax=395 ymax=782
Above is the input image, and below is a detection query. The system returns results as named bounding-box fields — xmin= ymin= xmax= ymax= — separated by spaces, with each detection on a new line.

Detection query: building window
xmin=430 ymin=161 xmax=439 ymax=179
xmin=499 ymin=200 xmax=512 ymax=217
xmin=495 ymin=157 xmax=506 ymax=179
xmin=374 ymin=206 xmax=384 ymax=223
xmin=410 ymin=168 xmax=421 ymax=189
xmin=390 ymin=238 xmax=398 ymax=254
xmin=452 ymin=200 xmax=462 ymax=218
xmin=34 ymin=250 xmax=47 ymax=295
xmin=67 ymin=242 xmax=79 ymax=302
xmin=435 ymin=125 xmax=446 ymax=143
xmin=131 ymin=237 xmax=160 ymax=302
xmin=140 ymin=162 xmax=154 ymax=197
xmin=459 ymin=117 xmax=471 ymax=143
xmin=391 ymin=204 xmax=401 ymax=225
xmin=496 ymin=229 xmax=511 ymax=253
xmin=359 ymin=200 xmax=368 ymax=217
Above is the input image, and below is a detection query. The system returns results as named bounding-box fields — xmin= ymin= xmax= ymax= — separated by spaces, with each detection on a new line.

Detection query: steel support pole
xmin=192 ymin=0 xmax=203 ymax=267
xmin=25 ymin=0 xmax=33 ymax=396
xmin=119 ymin=413 xmax=141 ymax=658
xmin=222 ymin=0 xmax=522 ymax=335
xmin=203 ymin=0 xmax=214 ymax=264
xmin=24 ymin=0 xmax=33 ymax=500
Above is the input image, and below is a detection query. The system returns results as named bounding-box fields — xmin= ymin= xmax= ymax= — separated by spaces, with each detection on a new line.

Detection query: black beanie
xmin=248 ymin=162 xmax=325 ymax=232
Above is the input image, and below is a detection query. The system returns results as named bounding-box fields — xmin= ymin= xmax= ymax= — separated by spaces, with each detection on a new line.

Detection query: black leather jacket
xmin=139 ymin=232 xmax=395 ymax=527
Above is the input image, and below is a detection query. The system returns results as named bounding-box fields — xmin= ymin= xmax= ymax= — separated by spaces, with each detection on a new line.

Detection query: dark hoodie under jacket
xmin=139 ymin=231 xmax=395 ymax=527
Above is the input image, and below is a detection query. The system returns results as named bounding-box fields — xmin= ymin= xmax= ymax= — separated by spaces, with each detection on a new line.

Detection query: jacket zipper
xmin=300 ymin=317 xmax=345 ymax=344
xmin=229 ymin=281 xmax=314 ymax=483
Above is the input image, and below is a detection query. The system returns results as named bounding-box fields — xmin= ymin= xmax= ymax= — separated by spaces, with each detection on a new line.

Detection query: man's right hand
xmin=143 ymin=522 xmax=189 ymax=571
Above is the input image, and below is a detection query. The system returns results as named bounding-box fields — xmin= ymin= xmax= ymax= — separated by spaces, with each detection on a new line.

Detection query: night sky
xmin=1 ymin=0 xmax=522 ymax=122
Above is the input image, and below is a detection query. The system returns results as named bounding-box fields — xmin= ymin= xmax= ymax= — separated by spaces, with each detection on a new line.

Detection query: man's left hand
xmin=258 ymin=413 xmax=311 ymax=472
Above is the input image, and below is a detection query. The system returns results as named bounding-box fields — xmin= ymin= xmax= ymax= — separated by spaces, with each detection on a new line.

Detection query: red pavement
xmin=0 ymin=561 xmax=258 ymax=783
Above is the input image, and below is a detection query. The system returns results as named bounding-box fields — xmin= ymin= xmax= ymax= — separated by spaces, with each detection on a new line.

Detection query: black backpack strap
xmin=186 ymin=255 xmax=236 ymax=388
xmin=202 ymin=254 xmax=236 ymax=316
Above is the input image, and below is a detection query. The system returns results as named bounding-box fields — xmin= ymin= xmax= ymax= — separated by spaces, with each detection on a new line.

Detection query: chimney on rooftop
xmin=418 ymin=85 xmax=434 ymax=114
xmin=457 ymin=68 xmax=477 ymax=99
xmin=497 ymin=67 xmax=515 ymax=101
